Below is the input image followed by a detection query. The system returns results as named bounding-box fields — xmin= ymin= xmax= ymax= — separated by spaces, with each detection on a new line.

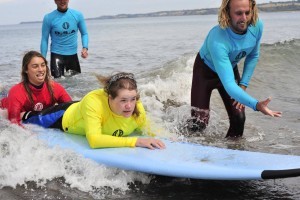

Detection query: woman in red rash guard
xmin=0 ymin=50 xmax=72 ymax=125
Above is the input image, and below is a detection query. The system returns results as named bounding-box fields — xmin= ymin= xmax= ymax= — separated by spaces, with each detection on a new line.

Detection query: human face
xmin=228 ymin=0 xmax=252 ymax=34
xmin=109 ymin=89 xmax=137 ymax=118
xmin=26 ymin=57 xmax=47 ymax=86
xmin=54 ymin=0 xmax=69 ymax=12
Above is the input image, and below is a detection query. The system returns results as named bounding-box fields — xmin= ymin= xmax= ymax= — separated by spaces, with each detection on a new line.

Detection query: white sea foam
xmin=0 ymin=12 xmax=300 ymax=198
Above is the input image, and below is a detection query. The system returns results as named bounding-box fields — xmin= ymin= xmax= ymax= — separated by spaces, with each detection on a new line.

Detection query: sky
xmin=0 ymin=0 xmax=290 ymax=25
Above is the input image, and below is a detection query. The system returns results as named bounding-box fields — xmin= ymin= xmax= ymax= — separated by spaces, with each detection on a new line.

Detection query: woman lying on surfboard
xmin=0 ymin=51 xmax=72 ymax=125
xmin=22 ymin=72 xmax=166 ymax=150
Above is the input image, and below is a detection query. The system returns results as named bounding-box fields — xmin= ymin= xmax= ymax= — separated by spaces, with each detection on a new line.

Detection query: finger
xmin=147 ymin=143 xmax=155 ymax=150
xmin=232 ymin=101 xmax=238 ymax=106
xmin=156 ymin=141 xmax=166 ymax=149
xmin=273 ymin=111 xmax=282 ymax=117
xmin=265 ymin=97 xmax=272 ymax=105
xmin=150 ymin=142 xmax=161 ymax=149
xmin=151 ymin=141 xmax=165 ymax=149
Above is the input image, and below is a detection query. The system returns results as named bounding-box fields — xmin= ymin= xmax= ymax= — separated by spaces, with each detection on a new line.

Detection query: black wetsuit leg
xmin=50 ymin=53 xmax=65 ymax=78
xmin=191 ymin=53 xmax=216 ymax=131
xmin=190 ymin=53 xmax=245 ymax=137
xmin=65 ymin=54 xmax=81 ymax=75
xmin=218 ymin=67 xmax=246 ymax=137
xmin=50 ymin=53 xmax=81 ymax=78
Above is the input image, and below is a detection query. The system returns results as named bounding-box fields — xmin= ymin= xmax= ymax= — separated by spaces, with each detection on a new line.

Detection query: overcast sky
xmin=0 ymin=0 xmax=289 ymax=25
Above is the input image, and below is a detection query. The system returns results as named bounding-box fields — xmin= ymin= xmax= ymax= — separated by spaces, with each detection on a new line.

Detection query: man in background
xmin=41 ymin=0 xmax=89 ymax=78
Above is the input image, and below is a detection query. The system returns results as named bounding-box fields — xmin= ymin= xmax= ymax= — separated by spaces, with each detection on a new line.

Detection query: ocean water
xmin=0 ymin=11 xmax=300 ymax=199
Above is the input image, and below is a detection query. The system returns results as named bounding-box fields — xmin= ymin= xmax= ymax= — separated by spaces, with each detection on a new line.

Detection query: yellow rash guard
xmin=62 ymin=89 xmax=147 ymax=148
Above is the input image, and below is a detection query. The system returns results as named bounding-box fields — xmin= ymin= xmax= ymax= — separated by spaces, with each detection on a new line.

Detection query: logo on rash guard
xmin=235 ymin=51 xmax=246 ymax=61
xmin=62 ymin=22 xmax=70 ymax=29
xmin=112 ymin=129 xmax=124 ymax=137
xmin=34 ymin=103 xmax=44 ymax=111
xmin=54 ymin=22 xmax=75 ymax=36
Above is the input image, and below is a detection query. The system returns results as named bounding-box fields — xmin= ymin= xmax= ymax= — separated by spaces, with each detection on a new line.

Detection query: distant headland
xmin=20 ymin=1 xmax=300 ymax=24
xmin=88 ymin=1 xmax=300 ymax=20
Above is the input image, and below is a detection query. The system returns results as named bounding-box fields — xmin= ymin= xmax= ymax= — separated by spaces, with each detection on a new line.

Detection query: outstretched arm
xmin=256 ymin=97 xmax=282 ymax=117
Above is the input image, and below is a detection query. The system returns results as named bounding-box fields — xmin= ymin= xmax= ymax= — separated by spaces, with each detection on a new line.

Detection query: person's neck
xmin=29 ymin=82 xmax=44 ymax=89
xmin=57 ymin=8 xmax=68 ymax=13
xmin=230 ymin=27 xmax=247 ymax=35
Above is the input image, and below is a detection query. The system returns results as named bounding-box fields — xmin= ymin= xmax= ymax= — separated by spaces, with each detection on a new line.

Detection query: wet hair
xmin=21 ymin=51 xmax=55 ymax=107
xmin=218 ymin=0 xmax=258 ymax=29
xmin=96 ymin=72 xmax=140 ymax=116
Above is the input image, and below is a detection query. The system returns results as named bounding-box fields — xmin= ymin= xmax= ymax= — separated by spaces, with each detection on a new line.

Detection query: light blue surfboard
xmin=36 ymin=128 xmax=300 ymax=180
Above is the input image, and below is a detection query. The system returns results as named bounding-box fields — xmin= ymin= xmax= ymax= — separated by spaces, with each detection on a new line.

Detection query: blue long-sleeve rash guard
xmin=40 ymin=8 xmax=89 ymax=57
xmin=200 ymin=19 xmax=263 ymax=111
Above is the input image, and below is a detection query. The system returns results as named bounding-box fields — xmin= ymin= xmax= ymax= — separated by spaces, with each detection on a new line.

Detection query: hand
xmin=135 ymin=138 xmax=166 ymax=150
xmin=256 ymin=97 xmax=282 ymax=117
xmin=233 ymin=100 xmax=245 ymax=111
xmin=81 ymin=48 xmax=88 ymax=58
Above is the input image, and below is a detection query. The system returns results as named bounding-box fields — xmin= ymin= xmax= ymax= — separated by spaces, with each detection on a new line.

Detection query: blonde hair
xmin=218 ymin=0 xmax=258 ymax=29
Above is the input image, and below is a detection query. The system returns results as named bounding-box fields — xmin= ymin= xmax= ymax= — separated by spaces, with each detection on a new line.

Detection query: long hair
xmin=21 ymin=51 xmax=55 ymax=107
xmin=218 ymin=0 xmax=258 ymax=29
xmin=96 ymin=72 xmax=140 ymax=117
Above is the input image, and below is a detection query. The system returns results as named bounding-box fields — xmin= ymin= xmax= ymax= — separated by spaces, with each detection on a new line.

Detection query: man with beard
xmin=190 ymin=0 xmax=281 ymax=137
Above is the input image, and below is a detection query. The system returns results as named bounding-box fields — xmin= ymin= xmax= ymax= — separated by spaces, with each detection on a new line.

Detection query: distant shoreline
xmin=20 ymin=1 xmax=300 ymax=24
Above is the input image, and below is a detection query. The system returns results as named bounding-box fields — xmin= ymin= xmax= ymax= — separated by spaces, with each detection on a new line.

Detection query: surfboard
xmin=35 ymin=127 xmax=300 ymax=180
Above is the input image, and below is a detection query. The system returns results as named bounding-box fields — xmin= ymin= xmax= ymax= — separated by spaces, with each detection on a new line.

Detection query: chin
xmin=123 ymin=112 xmax=133 ymax=118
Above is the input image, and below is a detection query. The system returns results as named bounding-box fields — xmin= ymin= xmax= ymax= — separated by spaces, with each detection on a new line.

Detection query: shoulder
xmin=86 ymin=89 xmax=106 ymax=96
xmin=136 ymin=100 xmax=145 ymax=113
xmin=6 ymin=83 xmax=26 ymax=102
xmin=134 ymin=100 xmax=147 ymax=126
xmin=80 ymin=89 xmax=107 ymax=112
xmin=206 ymin=25 xmax=229 ymax=48
xmin=209 ymin=25 xmax=225 ymax=35
xmin=9 ymin=83 xmax=25 ymax=93
xmin=44 ymin=10 xmax=58 ymax=18
xmin=49 ymin=81 xmax=69 ymax=95
xmin=68 ymin=8 xmax=83 ymax=16
xmin=208 ymin=25 xmax=228 ymax=41
xmin=83 ymin=89 xmax=106 ymax=103
xmin=248 ymin=18 xmax=263 ymax=37
xmin=252 ymin=18 xmax=263 ymax=30
xmin=256 ymin=18 xmax=263 ymax=27
xmin=50 ymin=81 xmax=64 ymax=89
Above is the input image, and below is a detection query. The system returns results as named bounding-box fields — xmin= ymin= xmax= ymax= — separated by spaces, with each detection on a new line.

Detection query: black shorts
xmin=50 ymin=53 xmax=81 ymax=78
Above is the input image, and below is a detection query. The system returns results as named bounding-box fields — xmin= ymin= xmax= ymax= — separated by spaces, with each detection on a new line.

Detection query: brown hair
xmin=96 ymin=72 xmax=140 ymax=116
xmin=21 ymin=51 xmax=55 ymax=107
xmin=218 ymin=0 xmax=258 ymax=29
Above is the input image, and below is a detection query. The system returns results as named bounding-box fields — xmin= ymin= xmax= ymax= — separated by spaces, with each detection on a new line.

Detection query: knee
xmin=234 ymin=111 xmax=246 ymax=124
xmin=190 ymin=108 xmax=210 ymax=132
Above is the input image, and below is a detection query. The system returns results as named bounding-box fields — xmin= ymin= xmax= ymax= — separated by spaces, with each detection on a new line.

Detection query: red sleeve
xmin=51 ymin=81 xmax=72 ymax=103
xmin=5 ymin=84 xmax=30 ymax=124
xmin=0 ymin=97 xmax=8 ymax=109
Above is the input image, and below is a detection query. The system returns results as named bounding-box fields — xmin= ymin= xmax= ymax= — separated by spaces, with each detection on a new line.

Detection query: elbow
xmin=86 ymin=134 xmax=99 ymax=149
xmin=87 ymin=138 xmax=97 ymax=149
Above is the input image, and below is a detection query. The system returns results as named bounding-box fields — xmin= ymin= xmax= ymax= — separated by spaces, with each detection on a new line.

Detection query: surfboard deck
xmin=35 ymin=127 xmax=300 ymax=180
